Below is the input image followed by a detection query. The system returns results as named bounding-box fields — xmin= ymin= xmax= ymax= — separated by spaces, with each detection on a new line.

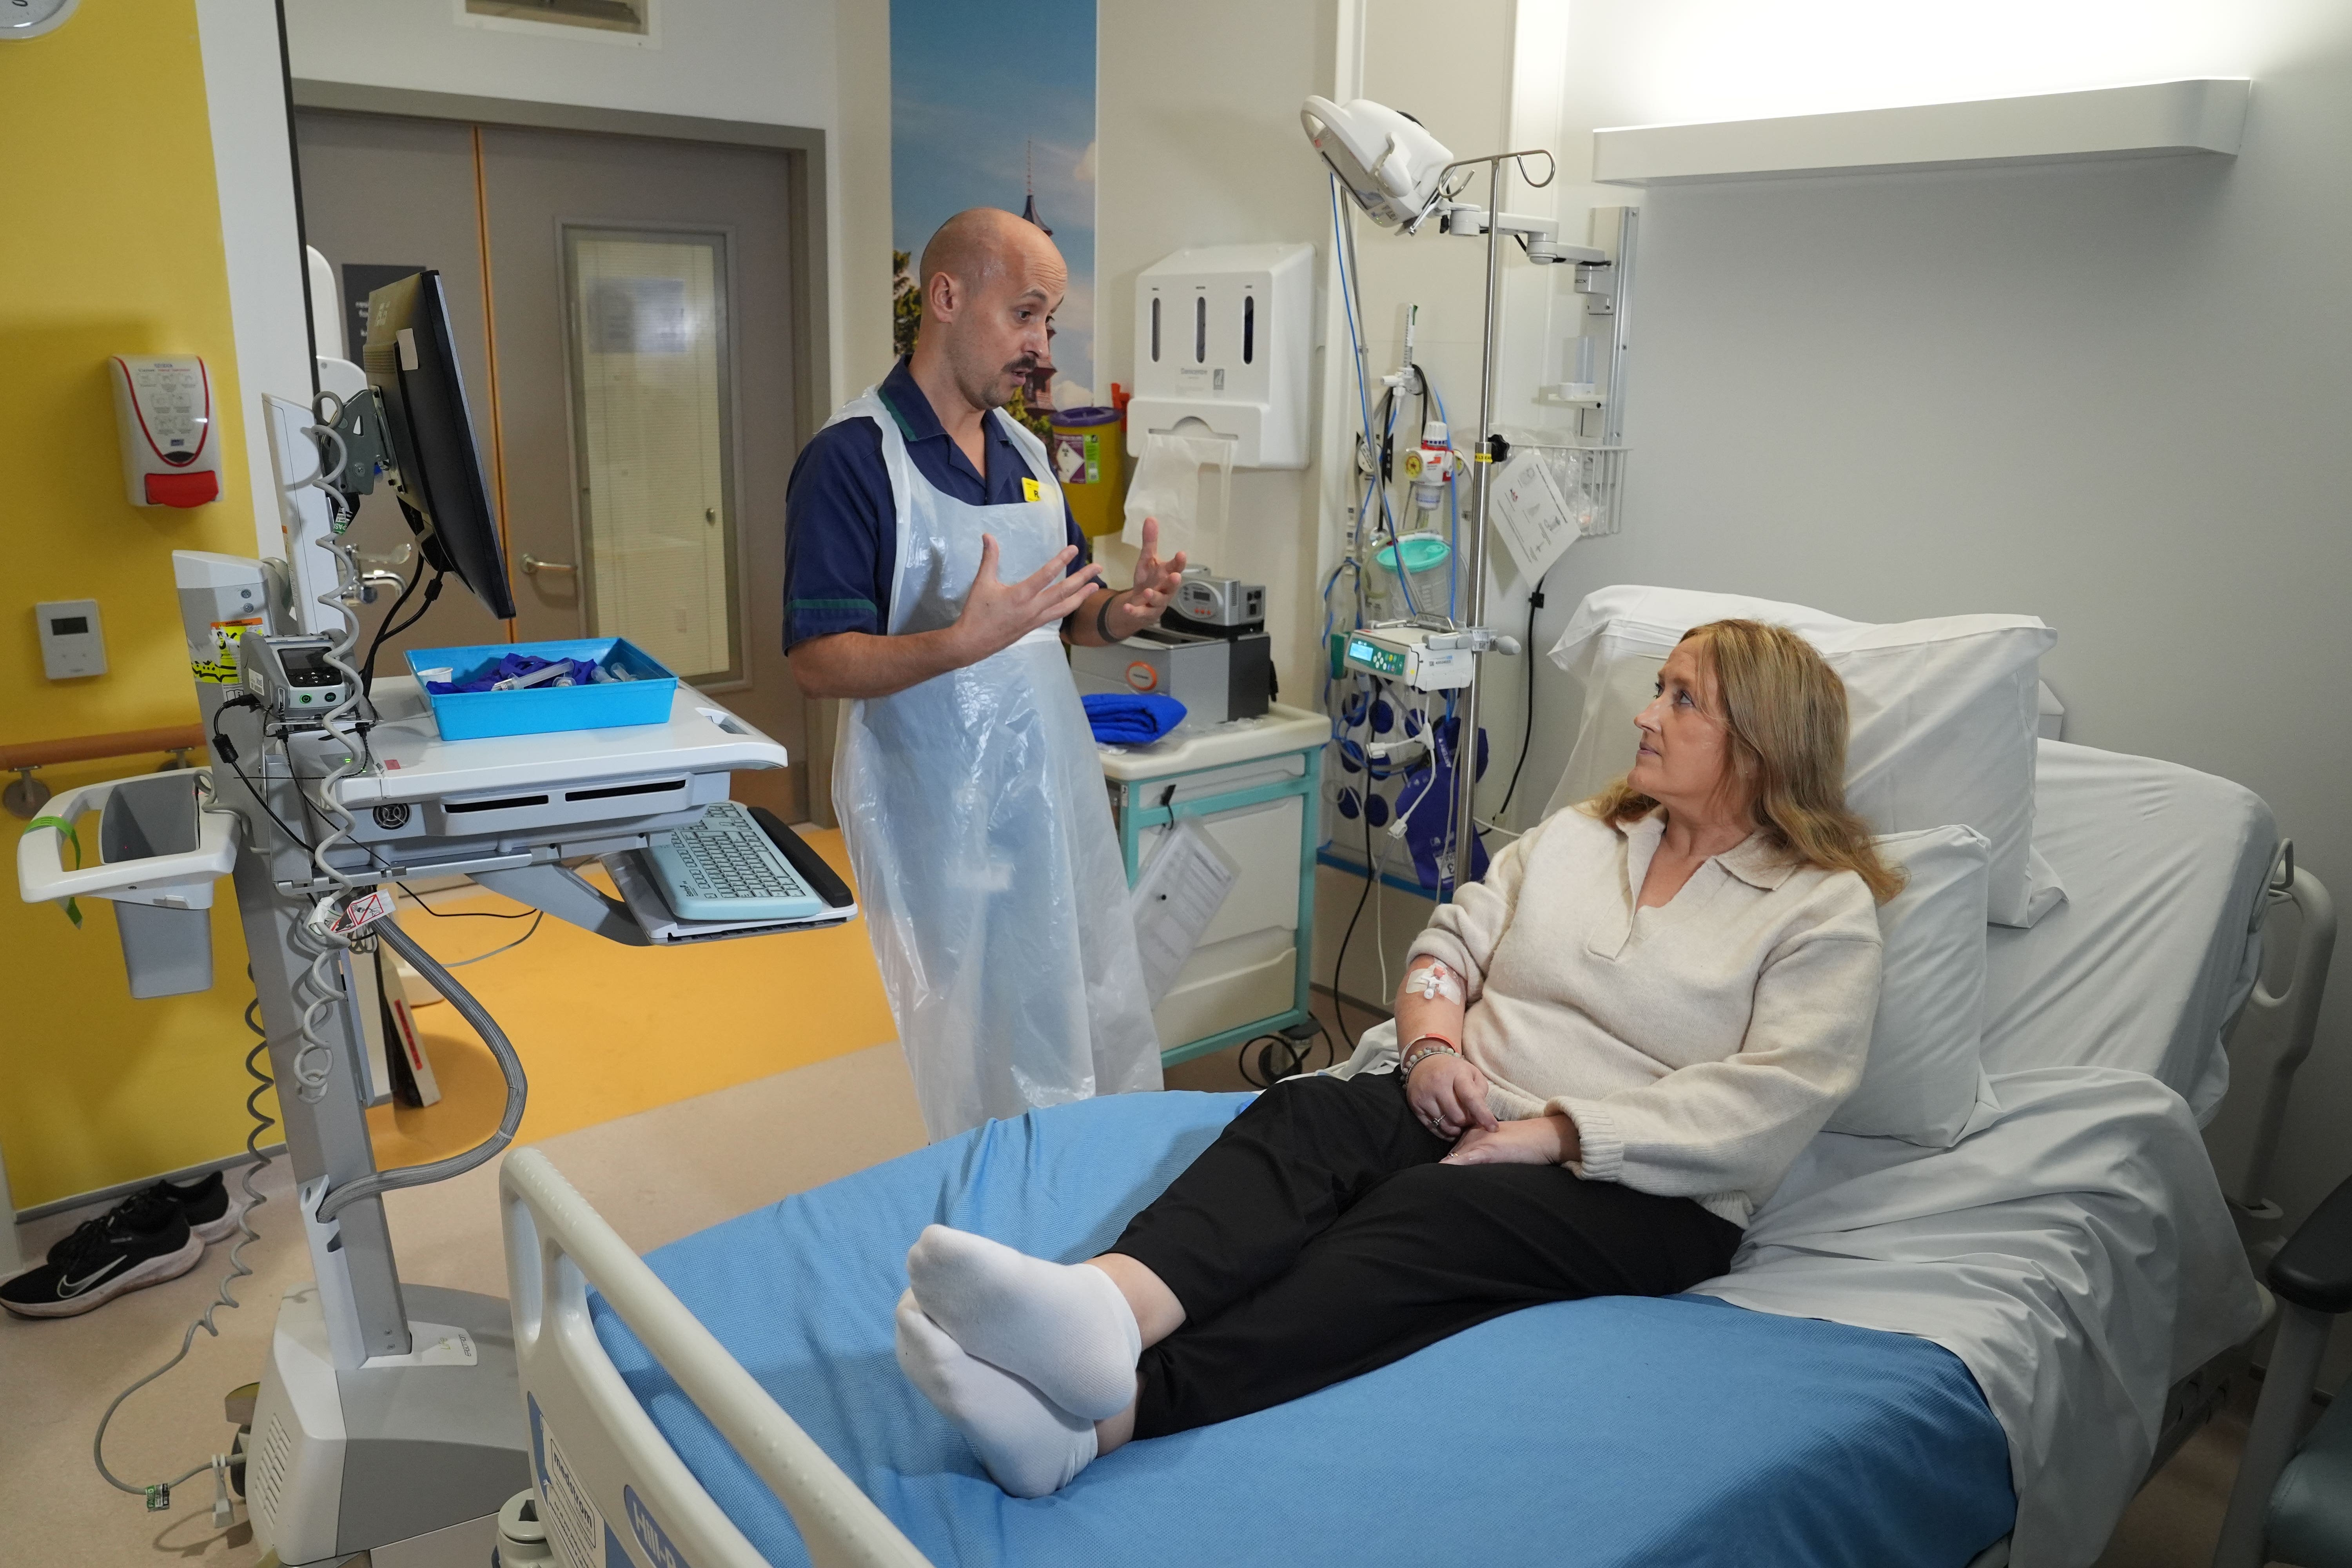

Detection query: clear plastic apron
xmin=828 ymin=388 xmax=1161 ymax=1140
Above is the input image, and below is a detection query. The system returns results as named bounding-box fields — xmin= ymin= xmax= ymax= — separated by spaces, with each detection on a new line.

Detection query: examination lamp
xmin=1301 ymin=96 xmax=1457 ymax=230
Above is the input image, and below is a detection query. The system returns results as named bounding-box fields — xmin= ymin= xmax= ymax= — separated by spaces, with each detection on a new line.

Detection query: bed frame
xmin=498 ymin=853 xmax=2335 ymax=1568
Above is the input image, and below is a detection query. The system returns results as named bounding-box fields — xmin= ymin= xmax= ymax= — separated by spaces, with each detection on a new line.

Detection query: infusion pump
xmin=1340 ymin=623 xmax=1521 ymax=692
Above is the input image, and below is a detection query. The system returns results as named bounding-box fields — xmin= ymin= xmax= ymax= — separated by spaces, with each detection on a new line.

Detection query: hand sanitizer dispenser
xmin=111 ymin=354 xmax=222 ymax=508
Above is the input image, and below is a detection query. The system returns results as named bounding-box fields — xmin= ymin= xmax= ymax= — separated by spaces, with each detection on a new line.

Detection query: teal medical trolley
xmin=1099 ymin=703 xmax=1327 ymax=1067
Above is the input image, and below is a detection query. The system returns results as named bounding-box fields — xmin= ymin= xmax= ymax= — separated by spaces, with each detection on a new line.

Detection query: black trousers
xmin=1111 ymin=1069 xmax=1743 ymax=1438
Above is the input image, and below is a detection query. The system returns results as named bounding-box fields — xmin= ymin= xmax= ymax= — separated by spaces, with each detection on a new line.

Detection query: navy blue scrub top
xmin=782 ymin=357 xmax=1090 ymax=651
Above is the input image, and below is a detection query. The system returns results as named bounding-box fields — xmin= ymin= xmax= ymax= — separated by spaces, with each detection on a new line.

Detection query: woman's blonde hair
xmin=1583 ymin=618 xmax=1904 ymax=903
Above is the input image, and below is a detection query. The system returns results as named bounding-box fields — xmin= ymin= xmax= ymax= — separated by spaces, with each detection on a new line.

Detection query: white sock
xmin=895 ymin=1292 xmax=1096 ymax=1498
xmin=904 ymin=1225 xmax=1142 ymax=1421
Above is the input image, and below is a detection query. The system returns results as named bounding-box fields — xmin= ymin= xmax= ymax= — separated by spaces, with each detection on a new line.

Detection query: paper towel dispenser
xmin=1129 ymin=243 xmax=1314 ymax=470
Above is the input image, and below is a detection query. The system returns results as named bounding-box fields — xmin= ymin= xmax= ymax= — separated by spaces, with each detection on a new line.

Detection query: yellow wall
xmin=0 ymin=1 xmax=273 ymax=1210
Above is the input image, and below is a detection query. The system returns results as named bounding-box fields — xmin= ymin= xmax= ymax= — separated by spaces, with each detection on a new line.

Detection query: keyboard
xmin=646 ymin=801 xmax=826 ymax=922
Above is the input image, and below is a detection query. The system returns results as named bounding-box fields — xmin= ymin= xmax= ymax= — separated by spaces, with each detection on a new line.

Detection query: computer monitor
xmin=363 ymin=270 xmax=517 ymax=621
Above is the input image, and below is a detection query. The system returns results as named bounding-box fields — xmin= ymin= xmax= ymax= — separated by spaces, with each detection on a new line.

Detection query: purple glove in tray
xmin=425 ymin=652 xmax=604 ymax=695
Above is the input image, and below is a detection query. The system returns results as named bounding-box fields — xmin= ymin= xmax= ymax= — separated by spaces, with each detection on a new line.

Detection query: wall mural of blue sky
xmin=890 ymin=0 xmax=1098 ymax=412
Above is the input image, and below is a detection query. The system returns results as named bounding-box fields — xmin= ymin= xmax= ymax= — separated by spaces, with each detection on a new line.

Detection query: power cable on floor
xmin=1497 ymin=573 xmax=1548 ymax=822
xmin=1237 ymin=1015 xmax=1338 ymax=1089
xmin=1330 ymin=809 xmax=1380 ymax=1052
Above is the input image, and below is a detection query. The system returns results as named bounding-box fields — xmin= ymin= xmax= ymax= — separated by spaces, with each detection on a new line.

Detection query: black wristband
xmin=1096 ymin=593 xmax=1122 ymax=644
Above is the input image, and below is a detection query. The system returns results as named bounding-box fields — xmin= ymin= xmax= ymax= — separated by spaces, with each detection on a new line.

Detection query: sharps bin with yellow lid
xmin=1049 ymin=406 xmax=1127 ymax=537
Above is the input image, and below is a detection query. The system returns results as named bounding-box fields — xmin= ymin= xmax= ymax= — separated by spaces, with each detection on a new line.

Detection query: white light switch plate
xmin=36 ymin=599 xmax=105 ymax=679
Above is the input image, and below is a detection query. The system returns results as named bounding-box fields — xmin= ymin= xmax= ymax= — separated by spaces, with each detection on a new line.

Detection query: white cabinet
xmin=1102 ymin=704 xmax=1326 ymax=1064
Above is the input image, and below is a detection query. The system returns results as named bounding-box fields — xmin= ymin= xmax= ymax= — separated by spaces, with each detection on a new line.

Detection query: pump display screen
xmin=1346 ymin=636 xmax=1407 ymax=677
xmin=279 ymin=646 xmax=341 ymax=687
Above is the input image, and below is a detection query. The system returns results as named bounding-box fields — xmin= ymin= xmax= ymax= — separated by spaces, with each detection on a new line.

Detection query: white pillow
xmin=1541 ymin=585 xmax=2057 ymax=926
xmin=1824 ymin=825 xmax=1996 ymax=1145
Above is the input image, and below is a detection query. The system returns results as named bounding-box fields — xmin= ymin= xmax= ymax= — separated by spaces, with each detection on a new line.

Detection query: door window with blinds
xmin=563 ymin=227 xmax=742 ymax=685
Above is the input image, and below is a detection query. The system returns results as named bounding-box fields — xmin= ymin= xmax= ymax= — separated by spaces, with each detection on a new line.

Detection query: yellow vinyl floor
xmin=366 ymin=827 xmax=897 ymax=1167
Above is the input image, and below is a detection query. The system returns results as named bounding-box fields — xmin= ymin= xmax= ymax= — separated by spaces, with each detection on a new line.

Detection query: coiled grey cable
xmin=316 ymin=916 xmax=527 ymax=1221
xmin=275 ymin=409 xmax=377 ymax=1102
xmin=90 ymin=985 xmax=278 ymax=1510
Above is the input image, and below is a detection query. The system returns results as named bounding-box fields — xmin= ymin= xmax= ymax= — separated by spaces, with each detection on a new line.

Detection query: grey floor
xmin=1 ymin=1013 xmax=2273 ymax=1566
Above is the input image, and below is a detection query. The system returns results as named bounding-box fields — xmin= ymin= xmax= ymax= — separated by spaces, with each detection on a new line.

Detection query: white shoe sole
xmin=2 ymin=1234 xmax=204 ymax=1319
xmin=190 ymin=1208 xmax=242 ymax=1246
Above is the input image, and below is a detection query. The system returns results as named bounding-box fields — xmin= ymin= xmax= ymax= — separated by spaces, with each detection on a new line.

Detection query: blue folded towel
xmin=1082 ymin=691 xmax=1187 ymax=745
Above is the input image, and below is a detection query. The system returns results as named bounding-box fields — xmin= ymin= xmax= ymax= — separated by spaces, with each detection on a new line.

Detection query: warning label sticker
xmin=192 ymin=617 xmax=264 ymax=685
xmin=538 ymin=1419 xmax=606 ymax=1568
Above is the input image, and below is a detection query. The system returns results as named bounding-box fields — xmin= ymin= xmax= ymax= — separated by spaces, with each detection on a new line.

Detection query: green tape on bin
xmin=23 ymin=814 xmax=82 ymax=927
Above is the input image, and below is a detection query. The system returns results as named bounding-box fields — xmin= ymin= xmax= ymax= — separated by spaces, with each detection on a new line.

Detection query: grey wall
xmin=1510 ymin=3 xmax=2352 ymax=1270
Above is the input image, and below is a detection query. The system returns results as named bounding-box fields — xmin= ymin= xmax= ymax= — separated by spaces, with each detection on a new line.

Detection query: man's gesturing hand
xmin=1119 ymin=516 xmax=1189 ymax=630
xmin=955 ymin=534 xmax=1103 ymax=662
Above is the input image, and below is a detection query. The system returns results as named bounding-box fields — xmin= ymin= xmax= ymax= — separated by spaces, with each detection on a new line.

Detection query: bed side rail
xmin=2224 ymin=848 xmax=2335 ymax=1238
xmin=501 ymin=1147 xmax=932 ymax=1568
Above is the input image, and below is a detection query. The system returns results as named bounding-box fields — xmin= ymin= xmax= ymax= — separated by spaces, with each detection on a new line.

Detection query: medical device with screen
xmin=363 ymin=269 xmax=517 ymax=621
xmin=1341 ymin=624 xmax=1474 ymax=690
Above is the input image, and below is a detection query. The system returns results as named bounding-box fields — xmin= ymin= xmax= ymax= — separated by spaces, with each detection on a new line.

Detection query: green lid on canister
xmin=1373 ymin=534 xmax=1452 ymax=573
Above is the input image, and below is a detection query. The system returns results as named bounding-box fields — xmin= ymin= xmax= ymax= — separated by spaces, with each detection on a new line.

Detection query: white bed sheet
xmin=1982 ymin=739 xmax=2276 ymax=1120
xmin=1699 ymin=1069 xmax=2261 ymax=1568
xmin=1692 ymin=741 xmax=2275 ymax=1568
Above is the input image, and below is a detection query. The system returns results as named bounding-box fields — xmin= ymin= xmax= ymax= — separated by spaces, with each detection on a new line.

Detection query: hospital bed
xmin=499 ymin=737 xmax=2330 ymax=1568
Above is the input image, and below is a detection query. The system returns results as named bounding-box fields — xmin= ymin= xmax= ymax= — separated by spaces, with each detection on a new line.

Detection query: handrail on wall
xmin=2 ymin=723 xmax=209 ymax=819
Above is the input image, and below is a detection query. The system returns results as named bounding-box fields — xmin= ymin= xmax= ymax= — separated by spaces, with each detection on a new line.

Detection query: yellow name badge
xmin=1022 ymin=476 xmax=1041 ymax=502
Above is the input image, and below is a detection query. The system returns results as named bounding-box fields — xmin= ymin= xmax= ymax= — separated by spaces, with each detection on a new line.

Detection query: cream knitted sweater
xmin=1404 ymin=807 xmax=1881 ymax=1227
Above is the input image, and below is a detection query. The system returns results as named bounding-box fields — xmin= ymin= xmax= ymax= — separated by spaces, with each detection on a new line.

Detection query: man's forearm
xmin=788 ymin=628 xmax=974 ymax=700
xmin=1066 ymin=586 xmax=1158 ymax=647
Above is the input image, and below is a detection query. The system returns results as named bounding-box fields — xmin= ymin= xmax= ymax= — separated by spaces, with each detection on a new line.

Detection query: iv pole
xmin=1441 ymin=147 xmax=1557 ymax=894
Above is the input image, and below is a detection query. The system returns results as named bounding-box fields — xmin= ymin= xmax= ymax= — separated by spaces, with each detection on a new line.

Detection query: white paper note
xmin=1129 ymin=817 xmax=1240 ymax=1007
xmin=1489 ymin=447 xmax=1578 ymax=583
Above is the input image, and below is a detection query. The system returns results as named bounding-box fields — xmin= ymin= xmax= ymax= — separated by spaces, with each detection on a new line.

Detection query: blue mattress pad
xmin=591 ymin=1090 xmax=2014 ymax=1566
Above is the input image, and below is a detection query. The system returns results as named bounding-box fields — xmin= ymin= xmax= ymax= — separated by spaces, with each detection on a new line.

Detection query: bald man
xmin=783 ymin=208 xmax=1180 ymax=1139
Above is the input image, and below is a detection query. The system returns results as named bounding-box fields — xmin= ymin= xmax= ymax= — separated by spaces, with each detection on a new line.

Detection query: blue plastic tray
xmin=404 ymin=638 xmax=678 ymax=741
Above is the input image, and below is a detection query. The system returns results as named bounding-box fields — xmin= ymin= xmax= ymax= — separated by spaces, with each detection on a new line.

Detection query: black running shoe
xmin=31 ymin=1171 xmax=236 ymax=1264
xmin=2 ymin=1191 xmax=200 ymax=1319
xmin=147 ymin=1170 xmax=239 ymax=1245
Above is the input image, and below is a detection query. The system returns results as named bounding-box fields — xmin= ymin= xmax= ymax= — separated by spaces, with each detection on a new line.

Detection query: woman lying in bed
xmin=895 ymin=618 xmax=1904 ymax=1496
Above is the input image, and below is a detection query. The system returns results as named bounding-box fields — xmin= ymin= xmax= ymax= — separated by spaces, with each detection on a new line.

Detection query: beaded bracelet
xmin=1399 ymin=1040 xmax=1461 ymax=1078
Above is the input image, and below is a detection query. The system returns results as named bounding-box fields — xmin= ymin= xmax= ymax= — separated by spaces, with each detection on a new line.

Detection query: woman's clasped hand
xmin=1406 ymin=1049 xmax=1577 ymax=1163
